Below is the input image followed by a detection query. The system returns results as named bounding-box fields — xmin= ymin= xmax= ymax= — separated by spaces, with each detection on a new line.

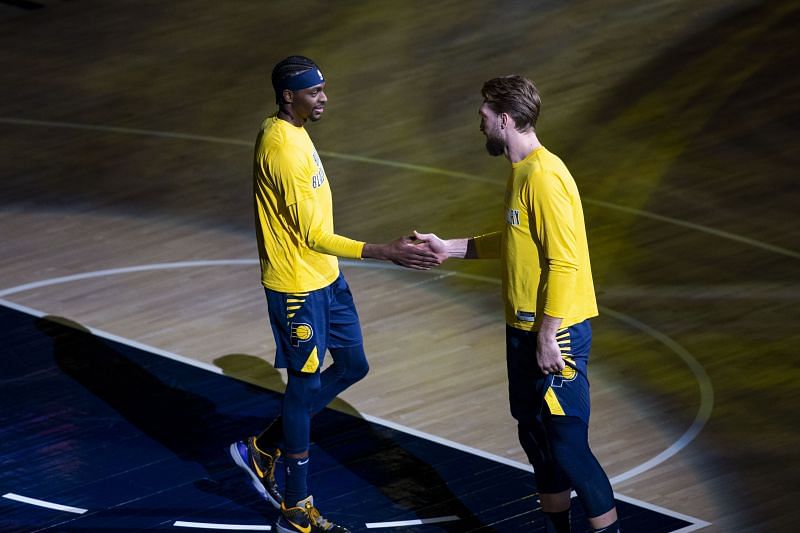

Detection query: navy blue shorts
xmin=506 ymin=320 xmax=592 ymax=425
xmin=265 ymin=273 xmax=363 ymax=374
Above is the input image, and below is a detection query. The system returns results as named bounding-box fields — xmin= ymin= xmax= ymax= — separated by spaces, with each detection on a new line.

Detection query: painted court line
xmin=1 ymin=115 xmax=797 ymax=261
xmin=0 ymin=259 xmax=712 ymax=485
xmin=0 ymin=296 xmax=709 ymax=529
xmin=601 ymin=307 xmax=714 ymax=486
xmin=365 ymin=515 xmax=460 ymax=528
xmin=613 ymin=493 xmax=711 ymax=532
xmin=0 ymin=261 xmax=712 ymax=529
xmin=2 ymin=492 xmax=88 ymax=514
xmin=173 ymin=521 xmax=271 ymax=531
xmin=0 ymin=296 xmax=223 ymax=376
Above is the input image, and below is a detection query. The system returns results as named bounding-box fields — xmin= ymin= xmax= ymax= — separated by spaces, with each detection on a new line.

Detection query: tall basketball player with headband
xmin=229 ymin=55 xmax=440 ymax=533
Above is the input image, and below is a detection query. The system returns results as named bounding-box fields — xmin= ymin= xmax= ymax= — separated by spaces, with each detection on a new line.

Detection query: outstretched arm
xmin=413 ymin=230 xmax=500 ymax=261
xmin=290 ymin=199 xmax=440 ymax=269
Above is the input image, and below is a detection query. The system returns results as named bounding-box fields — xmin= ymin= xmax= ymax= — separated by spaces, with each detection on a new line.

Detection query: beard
xmin=485 ymin=134 xmax=505 ymax=157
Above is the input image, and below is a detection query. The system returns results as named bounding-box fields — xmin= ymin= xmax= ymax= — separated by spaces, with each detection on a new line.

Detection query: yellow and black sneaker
xmin=276 ymin=495 xmax=350 ymax=533
xmin=229 ymin=436 xmax=282 ymax=509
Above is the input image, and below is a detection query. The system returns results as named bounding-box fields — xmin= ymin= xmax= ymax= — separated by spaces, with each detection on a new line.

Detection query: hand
xmin=536 ymin=333 xmax=565 ymax=375
xmin=412 ymin=231 xmax=449 ymax=263
xmin=380 ymin=235 xmax=442 ymax=270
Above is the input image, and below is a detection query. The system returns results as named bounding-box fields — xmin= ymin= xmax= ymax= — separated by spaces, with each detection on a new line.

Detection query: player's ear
xmin=282 ymin=88 xmax=294 ymax=104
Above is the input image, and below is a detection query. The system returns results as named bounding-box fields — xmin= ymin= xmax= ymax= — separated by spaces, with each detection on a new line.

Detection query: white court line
xmin=0 ymin=259 xmax=258 ymax=299
xmin=601 ymin=308 xmax=714 ymax=486
xmin=613 ymin=493 xmax=711 ymax=532
xmin=365 ymin=515 xmax=460 ymax=528
xmin=2 ymin=492 xmax=88 ymax=514
xmin=0 ymin=260 xmax=712 ymax=529
xmin=0 ymin=260 xmax=713 ymax=484
xmin=173 ymin=521 xmax=271 ymax=530
xmin=1 ymin=115 xmax=797 ymax=261
xmin=0 ymin=297 xmax=223 ymax=376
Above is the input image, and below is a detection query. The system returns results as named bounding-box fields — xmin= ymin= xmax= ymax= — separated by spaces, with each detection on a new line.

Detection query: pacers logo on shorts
xmin=559 ymin=361 xmax=577 ymax=380
xmin=552 ymin=357 xmax=578 ymax=387
xmin=290 ymin=322 xmax=314 ymax=347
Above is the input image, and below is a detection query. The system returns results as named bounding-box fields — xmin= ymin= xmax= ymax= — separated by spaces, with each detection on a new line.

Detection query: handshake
xmin=364 ymin=231 xmax=451 ymax=270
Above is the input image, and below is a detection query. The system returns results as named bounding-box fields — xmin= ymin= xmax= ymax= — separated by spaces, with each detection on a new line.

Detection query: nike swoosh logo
xmin=251 ymin=459 xmax=265 ymax=478
xmin=298 ymin=458 xmax=309 ymax=465
xmin=287 ymin=518 xmax=311 ymax=533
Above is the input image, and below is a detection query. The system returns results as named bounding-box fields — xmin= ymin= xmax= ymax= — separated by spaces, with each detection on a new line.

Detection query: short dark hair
xmin=481 ymin=75 xmax=541 ymax=131
xmin=271 ymin=55 xmax=318 ymax=104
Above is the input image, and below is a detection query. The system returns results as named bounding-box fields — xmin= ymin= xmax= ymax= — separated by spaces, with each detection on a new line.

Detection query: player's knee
xmin=547 ymin=417 xmax=614 ymax=517
xmin=547 ymin=416 xmax=590 ymax=473
xmin=331 ymin=345 xmax=369 ymax=384
xmin=345 ymin=357 xmax=369 ymax=383
xmin=516 ymin=420 xmax=554 ymax=470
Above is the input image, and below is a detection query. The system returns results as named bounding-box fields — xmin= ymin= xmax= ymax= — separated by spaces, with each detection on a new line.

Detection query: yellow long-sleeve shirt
xmin=254 ymin=116 xmax=364 ymax=293
xmin=474 ymin=146 xmax=598 ymax=331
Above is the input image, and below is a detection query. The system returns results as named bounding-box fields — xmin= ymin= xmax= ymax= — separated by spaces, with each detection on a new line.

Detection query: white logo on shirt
xmin=311 ymin=151 xmax=326 ymax=189
xmin=506 ymin=208 xmax=520 ymax=225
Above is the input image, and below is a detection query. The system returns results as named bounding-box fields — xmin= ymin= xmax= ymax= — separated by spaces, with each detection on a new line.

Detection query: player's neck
xmin=277 ymin=108 xmax=305 ymax=127
xmin=506 ymin=131 xmax=541 ymax=163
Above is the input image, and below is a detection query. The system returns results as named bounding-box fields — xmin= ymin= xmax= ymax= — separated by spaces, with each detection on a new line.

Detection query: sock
xmin=544 ymin=509 xmax=570 ymax=533
xmin=255 ymin=418 xmax=283 ymax=451
xmin=594 ymin=520 xmax=620 ymax=532
xmin=284 ymin=455 xmax=310 ymax=507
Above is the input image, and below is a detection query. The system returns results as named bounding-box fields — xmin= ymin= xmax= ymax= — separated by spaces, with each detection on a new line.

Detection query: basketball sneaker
xmin=229 ymin=436 xmax=282 ymax=508
xmin=276 ymin=495 xmax=350 ymax=533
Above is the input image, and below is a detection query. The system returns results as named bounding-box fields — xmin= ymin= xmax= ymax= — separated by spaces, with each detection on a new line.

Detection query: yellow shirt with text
xmin=473 ymin=147 xmax=598 ymax=331
xmin=253 ymin=116 xmax=364 ymax=293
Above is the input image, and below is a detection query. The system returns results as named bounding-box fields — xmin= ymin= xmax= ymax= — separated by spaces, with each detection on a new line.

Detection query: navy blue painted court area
xmin=0 ymin=303 xmax=696 ymax=532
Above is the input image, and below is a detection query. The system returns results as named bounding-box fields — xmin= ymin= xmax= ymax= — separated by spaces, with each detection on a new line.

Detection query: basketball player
xmin=229 ymin=55 xmax=440 ymax=533
xmin=415 ymin=76 xmax=620 ymax=532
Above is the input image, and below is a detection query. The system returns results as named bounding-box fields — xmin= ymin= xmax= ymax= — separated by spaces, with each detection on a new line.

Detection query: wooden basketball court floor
xmin=1 ymin=1 xmax=798 ymax=531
